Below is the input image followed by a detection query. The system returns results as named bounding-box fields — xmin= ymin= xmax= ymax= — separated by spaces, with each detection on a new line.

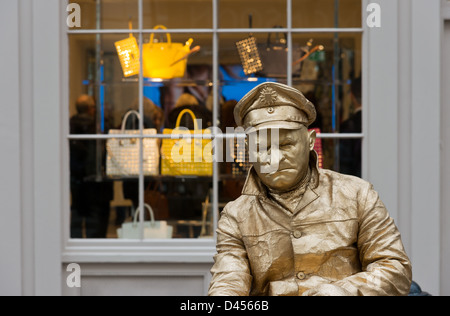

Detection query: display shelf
xmin=85 ymin=174 xmax=213 ymax=183
xmin=87 ymin=174 xmax=249 ymax=182
xmin=219 ymin=173 xmax=247 ymax=180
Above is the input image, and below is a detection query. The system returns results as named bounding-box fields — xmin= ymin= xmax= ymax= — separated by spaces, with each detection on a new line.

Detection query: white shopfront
xmin=0 ymin=0 xmax=447 ymax=296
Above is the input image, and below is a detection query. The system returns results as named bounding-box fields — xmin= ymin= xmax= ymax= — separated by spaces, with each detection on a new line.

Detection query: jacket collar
xmin=242 ymin=150 xmax=320 ymax=197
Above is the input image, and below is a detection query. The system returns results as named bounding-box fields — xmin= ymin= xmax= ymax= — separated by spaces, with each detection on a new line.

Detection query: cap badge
xmin=259 ymin=86 xmax=278 ymax=106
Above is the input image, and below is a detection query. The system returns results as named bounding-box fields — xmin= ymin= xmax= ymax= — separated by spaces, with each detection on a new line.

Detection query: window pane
xmin=69 ymin=0 xmax=139 ymax=30
xmin=219 ymin=0 xmax=287 ymax=29
xmin=292 ymin=0 xmax=362 ymax=28
xmin=69 ymin=34 xmax=140 ymax=135
xmin=219 ymin=32 xmax=288 ymax=107
xmin=140 ymin=33 xmax=213 ymax=130
xmin=141 ymin=30 xmax=214 ymax=239
xmin=143 ymin=0 xmax=213 ymax=29
xmin=69 ymin=136 xmax=215 ymax=239
xmin=70 ymin=139 xmax=113 ymax=238
xmin=292 ymin=32 xmax=362 ymax=133
xmin=69 ymin=32 xmax=214 ymax=135
xmin=217 ymin=32 xmax=362 ymax=134
xmin=321 ymin=138 xmax=362 ymax=177
xmin=162 ymin=177 xmax=213 ymax=238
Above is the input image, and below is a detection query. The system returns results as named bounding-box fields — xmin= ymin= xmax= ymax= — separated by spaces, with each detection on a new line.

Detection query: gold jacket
xmin=209 ymin=161 xmax=412 ymax=296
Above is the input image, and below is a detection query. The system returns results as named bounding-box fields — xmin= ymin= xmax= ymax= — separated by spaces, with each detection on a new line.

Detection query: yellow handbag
xmin=161 ymin=109 xmax=213 ymax=176
xmin=114 ymin=22 xmax=140 ymax=78
xmin=143 ymin=25 xmax=193 ymax=79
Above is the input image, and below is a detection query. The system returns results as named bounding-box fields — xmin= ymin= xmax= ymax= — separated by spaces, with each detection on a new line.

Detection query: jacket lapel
xmin=293 ymin=186 xmax=319 ymax=215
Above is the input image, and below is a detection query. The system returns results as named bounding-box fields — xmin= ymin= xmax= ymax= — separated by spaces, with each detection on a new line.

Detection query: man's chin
xmin=261 ymin=168 xmax=297 ymax=179
xmin=260 ymin=174 xmax=299 ymax=192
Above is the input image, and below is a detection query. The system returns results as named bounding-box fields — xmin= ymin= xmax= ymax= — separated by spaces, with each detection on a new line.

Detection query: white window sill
xmin=62 ymin=239 xmax=216 ymax=263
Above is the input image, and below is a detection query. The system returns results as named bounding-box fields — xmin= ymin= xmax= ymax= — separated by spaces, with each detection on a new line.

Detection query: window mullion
xmin=287 ymin=0 xmax=293 ymax=86
xmin=138 ymin=0 xmax=145 ymax=240
xmin=212 ymin=0 xmax=219 ymax=241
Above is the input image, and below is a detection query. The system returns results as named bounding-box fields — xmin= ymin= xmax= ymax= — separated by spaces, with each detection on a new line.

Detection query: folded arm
xmin=208 ymin=209 xmax=253 ymax=296
xmin=305 ymin=185 xmax=412 ymax=296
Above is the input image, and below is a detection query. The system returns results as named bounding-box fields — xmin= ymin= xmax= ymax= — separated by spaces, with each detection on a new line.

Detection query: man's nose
xmin=270 ymin=147 xmax=286 ymax=163
xmin=259 ymin=147 xmax=284 ymax=163
xmin=259 ymin=147 xmax=282 ymax=174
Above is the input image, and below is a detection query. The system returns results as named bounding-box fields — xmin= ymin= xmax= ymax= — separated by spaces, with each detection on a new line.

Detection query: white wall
xmin=0 ymin=0 xmax=23 ymax=296
xmin=409 ymin=0 xmax=441 ymax=295
xmin=0 ymin=0 xmax=63 ymax=296
xmin=441 ymin=17 xmax=450 ymax=296
xmin=364 ymin=0 xmax=442 ymax=295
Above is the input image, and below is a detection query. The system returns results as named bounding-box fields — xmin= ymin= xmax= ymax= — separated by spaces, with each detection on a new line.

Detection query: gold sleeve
xmin=330 ymin=185 xmax=412 ymax=296
xmin=208 ymin=209 xmax=253 ymax=296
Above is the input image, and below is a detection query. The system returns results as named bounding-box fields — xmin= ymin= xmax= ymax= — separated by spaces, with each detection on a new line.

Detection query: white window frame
xmin=62 ymin=0 xmax=365 ymax=263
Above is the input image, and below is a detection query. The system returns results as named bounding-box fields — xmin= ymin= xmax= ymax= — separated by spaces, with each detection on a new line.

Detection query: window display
xmin=292 ymin=0 xmax=362 ymax=29
xmin=67 ymin=0 xmax=363 ymax=240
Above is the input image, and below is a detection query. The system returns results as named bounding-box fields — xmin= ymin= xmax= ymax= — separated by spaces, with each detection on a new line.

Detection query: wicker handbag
xmin=161 ymin=109 xmax=213 ymax=176
xmin=106 ymin=110 xmax=160 ymax=177
xmin=117 ymin=203 xmax=173 ymax=239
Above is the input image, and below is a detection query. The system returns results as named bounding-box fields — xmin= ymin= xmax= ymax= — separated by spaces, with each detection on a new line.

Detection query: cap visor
xmin=245 ymin=121 xmax=303 ymax=134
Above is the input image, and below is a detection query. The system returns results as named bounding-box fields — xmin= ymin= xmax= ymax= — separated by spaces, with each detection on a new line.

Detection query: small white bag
xmin=117 ymin=203 xmax=173 ymax=239
xmin=106 ymin=110 xmax=160 ymax=177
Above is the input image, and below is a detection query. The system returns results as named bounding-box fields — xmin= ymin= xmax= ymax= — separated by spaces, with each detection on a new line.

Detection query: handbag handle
xmin=128 ymin=19 xmax=133 ymax=38
xmin=121 ymin=110 xmax=141 ymax=132
xmin=149 ymin=25 xmax=172 ymax=46
xmin=266 ymin=25 xmax=287 ymax=48
xmin=133 ymin=203 xmax=156 ymax=227
xmin=175 ymin=109 xmax=199 ymax=131
xmin=292 ymin=45 xmax=325 ymax=67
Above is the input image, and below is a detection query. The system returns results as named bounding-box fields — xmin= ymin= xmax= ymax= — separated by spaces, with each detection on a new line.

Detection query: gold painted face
xmin=250 ymin=127 xmax=316 ymax=192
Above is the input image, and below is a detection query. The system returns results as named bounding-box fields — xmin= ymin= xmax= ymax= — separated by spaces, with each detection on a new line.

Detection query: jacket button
xmin=293 ymin=230 xmax=302 ymax=239
xmin=297 ymin=272 xmax=306 ymax=280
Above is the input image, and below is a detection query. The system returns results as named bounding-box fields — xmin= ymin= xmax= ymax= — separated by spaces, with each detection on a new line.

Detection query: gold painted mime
xmin=208 ymin=82 xmax=412 ymax=296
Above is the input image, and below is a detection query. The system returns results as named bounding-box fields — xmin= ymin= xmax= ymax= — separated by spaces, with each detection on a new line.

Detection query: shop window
xmin=67 ymin=0 xmax=363 ymax=241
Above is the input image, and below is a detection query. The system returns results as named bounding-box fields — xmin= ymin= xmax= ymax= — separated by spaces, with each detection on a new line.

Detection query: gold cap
xmin=234 ymin=82 xmax=317 ymax=131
